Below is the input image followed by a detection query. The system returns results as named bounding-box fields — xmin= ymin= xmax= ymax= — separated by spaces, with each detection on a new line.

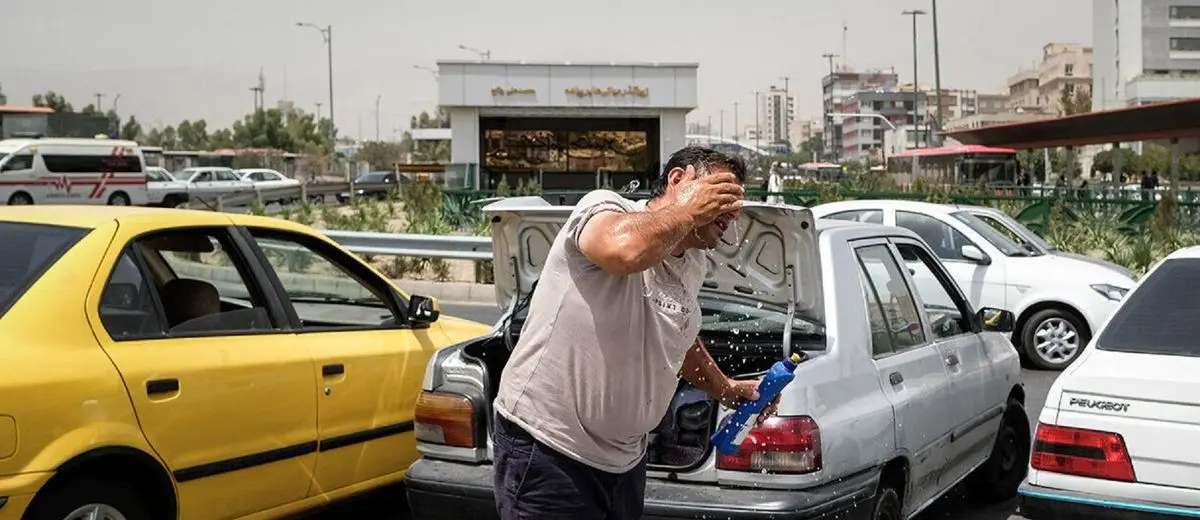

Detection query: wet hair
xmin=650 ymin=146 xmax=747 ymax=198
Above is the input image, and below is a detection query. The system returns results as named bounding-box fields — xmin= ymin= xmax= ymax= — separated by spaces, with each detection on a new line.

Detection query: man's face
xmin=667 ymin=164 xmax=742 ymax=249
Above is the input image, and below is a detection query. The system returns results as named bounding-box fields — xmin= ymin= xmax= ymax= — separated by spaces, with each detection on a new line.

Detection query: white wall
xmin=437 ymin=61 xmax=698 ymax=109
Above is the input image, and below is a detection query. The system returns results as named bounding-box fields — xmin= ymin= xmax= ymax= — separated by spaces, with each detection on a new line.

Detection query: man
xmin=493 ymin=146 xmax=774 ymax=519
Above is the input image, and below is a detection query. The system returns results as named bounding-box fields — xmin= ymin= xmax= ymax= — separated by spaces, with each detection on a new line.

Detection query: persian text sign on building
xmin=438 ymin=61 xmax=697 ymax=109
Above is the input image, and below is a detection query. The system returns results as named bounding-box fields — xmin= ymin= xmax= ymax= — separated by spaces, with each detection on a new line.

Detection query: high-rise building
xmin=758 ymin=86 xmax=794 ymax=145
xmin=1093 ymin=0 xmax=1200 ymax=111
xmin=821 ymin=68 xmax=899 ymax=160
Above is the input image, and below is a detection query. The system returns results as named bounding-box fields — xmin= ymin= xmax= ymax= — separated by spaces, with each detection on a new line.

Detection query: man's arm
xmin=577 ymin=208 xmax=694 ymax=277
xmin=679 ymin=338 xmax=730 ymax=399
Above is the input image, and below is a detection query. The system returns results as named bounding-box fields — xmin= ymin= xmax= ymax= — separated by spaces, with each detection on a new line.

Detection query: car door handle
xmin=322 ymin=364 xmax=345 ymax=377
xmin=889 ymin=372 xmax=904 ymax=385
xmin=945 ymin=354 xmax=960 ymax=367
xmin=146 ymin=379 xmax=179 ymax=396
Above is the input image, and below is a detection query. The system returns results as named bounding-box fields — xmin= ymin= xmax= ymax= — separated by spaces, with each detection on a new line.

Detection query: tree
xmin=31 ymin=91 xmax=73 ymax=112
xmin=1060 ymin=85 xmax=1092 ymax=116
xmin=80 ymin=104 xmax=101 ymax=116
xmin=357 ymin=141 xmax=405 ymax=170
xmin=119 ymin=116 xmax=143 ymax=141
xmin=176 ymin=120 xmax=210 ymax=150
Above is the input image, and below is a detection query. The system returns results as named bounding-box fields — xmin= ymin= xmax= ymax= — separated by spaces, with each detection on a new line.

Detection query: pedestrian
xmin=492 ymin=146 xmax=774 ymax=520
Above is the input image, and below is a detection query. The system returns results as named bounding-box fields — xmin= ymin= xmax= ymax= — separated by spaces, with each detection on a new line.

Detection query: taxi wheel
xmin=871 ymin=486 xmax=902 ymax=520
xmin=25 ymin=477 xmax=149 ymax=520
xmin=966 ymin=399 xmax=1030 ymax=503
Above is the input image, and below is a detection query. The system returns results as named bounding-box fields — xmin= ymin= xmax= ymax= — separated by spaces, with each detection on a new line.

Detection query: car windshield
xmin=355 ymin=172 xmax=390 ymax=183
xmin=971 ymin=210 xmax=1053 ymax=254
xmin=0 ymin=222 xmax=91 ymax=318
xmin=147 ymin=169 xmax=174 ymax=182
xmin=1097 ymin=258 xmax=1200 ymax=357
xmin=949 ymin=211 xmax=1030 ymax=257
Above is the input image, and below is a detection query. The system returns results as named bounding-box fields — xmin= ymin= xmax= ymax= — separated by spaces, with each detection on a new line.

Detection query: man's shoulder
xmin=576 ymin=189 xmax=636 ymax=210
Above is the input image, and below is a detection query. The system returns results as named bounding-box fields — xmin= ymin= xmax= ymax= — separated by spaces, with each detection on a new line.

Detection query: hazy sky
xmin=1 ymin=0 xmax=1091 ymax=139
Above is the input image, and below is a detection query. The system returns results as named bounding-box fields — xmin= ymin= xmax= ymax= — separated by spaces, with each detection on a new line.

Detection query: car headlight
xmin=1090 ymin=283 xmax=1129 ymax=301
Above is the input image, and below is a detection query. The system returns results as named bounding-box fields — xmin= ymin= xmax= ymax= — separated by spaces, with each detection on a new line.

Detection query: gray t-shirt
xmin=494 ymin=189 xmax=709 ymax=473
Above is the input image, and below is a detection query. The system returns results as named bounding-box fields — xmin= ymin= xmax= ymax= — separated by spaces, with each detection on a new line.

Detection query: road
xmin=308 ymin=303 xmax=1057 ymax=520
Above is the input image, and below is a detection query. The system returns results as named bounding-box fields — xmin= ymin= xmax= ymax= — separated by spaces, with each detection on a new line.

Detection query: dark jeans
xmin=493 ymin=413 xmax=647 ymax=520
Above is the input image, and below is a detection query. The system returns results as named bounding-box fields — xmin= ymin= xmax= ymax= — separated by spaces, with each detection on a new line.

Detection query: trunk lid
xmin=1056 ymin=349 xmax=1200 ymax=490
xmin=482 ymin=195 xmax=823 ymax=321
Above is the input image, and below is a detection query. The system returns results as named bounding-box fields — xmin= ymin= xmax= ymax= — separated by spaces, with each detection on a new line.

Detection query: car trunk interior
xmin=462 ymin=296 xmax=824 ymax=472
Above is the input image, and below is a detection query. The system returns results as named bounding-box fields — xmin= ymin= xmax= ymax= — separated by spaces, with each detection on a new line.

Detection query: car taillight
xmin=1031 ymin=423 xmax=1135 ymax=482
xmin=414 ymin=391 xmax=476 ymax=448
xmin=716 ymin=416 xmax=821 ymax=474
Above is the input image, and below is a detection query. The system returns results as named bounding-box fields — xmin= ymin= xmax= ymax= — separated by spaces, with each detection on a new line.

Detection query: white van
xmin=0 ymin=138 xmax=149 ymax=206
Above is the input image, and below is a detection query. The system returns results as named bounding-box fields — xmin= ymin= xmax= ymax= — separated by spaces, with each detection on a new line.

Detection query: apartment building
xmin=1006 ymin=43 xmax=1094 ymax=115
xmin=838 ymin=91 xmax=928 ymax=161
xmin=1094 ymin=0 xmax=1200 ymax=110
xmin=757 ymin=86 xmax=794 ymax=145
xmin=821 ymin=68 xmax=899 ymax=159
xmin=789 ymin=118 xmax=822 ymax=148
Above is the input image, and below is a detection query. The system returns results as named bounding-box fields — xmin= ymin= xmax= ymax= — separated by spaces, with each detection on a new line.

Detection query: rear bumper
xmin=405 ymin=458 xmax=878 ymax=520
xmin=1020 ymin=483 xmax=1200 ymax=519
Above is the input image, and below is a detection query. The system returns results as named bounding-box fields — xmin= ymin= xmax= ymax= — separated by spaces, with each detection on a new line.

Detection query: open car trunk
xmin=469 ymin=196 xmax=824 ymax=472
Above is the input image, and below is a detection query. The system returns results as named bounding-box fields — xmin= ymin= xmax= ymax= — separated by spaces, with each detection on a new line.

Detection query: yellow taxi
xmin=0 ymin=206 xmax=491 ymax=520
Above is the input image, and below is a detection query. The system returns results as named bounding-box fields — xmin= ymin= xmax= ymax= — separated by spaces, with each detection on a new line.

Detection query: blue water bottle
xmin=711 ymin=353 xmax=805 ymax=456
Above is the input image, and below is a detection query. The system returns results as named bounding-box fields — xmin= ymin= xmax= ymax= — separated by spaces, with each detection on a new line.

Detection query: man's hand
xmin=665 ymin=165 xmax=744 ymax=228
xmin=718 ymin=378 xmax=781 ymax=426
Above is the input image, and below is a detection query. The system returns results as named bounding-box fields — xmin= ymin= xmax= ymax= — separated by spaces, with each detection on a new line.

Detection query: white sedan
xmin=1022 ymin=247 xmax=1200 ymax=518
xmin=237 ymin=168 xmax=302 ymax=204
xmin=812 ymin=199 xmax=1136 ymax=370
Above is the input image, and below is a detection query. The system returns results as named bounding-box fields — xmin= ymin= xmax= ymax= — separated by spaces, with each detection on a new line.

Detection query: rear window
xmin=1097 ymin=258 xmax=1200 ymax=357
xmin=0 ymin=222 xmax=90 ymax=317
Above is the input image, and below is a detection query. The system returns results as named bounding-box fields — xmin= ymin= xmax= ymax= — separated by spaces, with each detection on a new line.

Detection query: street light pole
xmin=931 ymin=0 xmax=944 ymax=145
xmin=901 ymin=10 xmax=927 ymax=149
xmin=458 ymin=44 xmax=491 ymax=60
xmin=375 ymin=95 xmax=381 ymax=141
xmin=753 ymin=90 xmax=762 ymax=151
xmin=413 ymin=65 xmax=439 ymax=78
xmin=296 ymin=22 xmax=336 ymax=149
xmin=719 ymin=109 xmax=724 ymax=141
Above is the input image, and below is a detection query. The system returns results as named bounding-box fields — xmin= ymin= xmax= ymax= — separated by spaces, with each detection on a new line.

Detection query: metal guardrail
xmin=322 ymin=230 xmax=493 ymax=261
xmin=189 ymin=182 xmax=399 ymax=209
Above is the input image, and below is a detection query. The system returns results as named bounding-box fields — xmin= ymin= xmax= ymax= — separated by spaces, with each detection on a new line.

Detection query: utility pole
xmin=931 ymin=0 xmax=944 ymax=145
xmin=375 ymin=94 xmax=381 ymax=141
xmin=315 ymin=102 xmax=323 ymax=120
xmin=93 ymin=93 xmax=105 ymax=111
xmin=902 ymin=9 xmax=928 ymax=149
xmin=733 ymin=102 xmax=740 ymax=143
xmin=707 ymin=116 xmax=713 ymax=144
xmin=821 ymin=53 xmax=840 ymax=77
xmin=719 ymin=109 xmax=725 ymax=140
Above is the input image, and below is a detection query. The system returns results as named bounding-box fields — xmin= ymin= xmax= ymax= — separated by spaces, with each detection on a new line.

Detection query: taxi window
xmin=0 ymin=222 xmax=90 ymax=317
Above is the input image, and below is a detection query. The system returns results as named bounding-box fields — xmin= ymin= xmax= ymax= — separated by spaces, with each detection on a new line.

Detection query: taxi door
xmin=236 ymin=226 xmax=435 ymax=496
xmin=87 ymin=218 xmax=317 ymax=519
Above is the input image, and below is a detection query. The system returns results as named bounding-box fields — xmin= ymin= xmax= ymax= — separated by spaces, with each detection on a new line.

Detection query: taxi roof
xmin=0 ymin=206 xmax=314 ymax=235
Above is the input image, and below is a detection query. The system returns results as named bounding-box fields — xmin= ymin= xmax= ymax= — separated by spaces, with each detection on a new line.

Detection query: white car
xmin=812 ymin=200 xmax=1137 ymax=370
xmin=953 ymin=204 xmax=1136 ymax=279
xmin=237 ymin=168 xmax=301 ymax=204
xmin=1022 ymin=247 xmax=1200 ymax=518
xmin=404 ymin=196 xmax=1027 ymax=520
xmin=172 ymin=167 xmax=256 ymax=201
xmin=144 ymin=166 xmax=190 ymax=207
